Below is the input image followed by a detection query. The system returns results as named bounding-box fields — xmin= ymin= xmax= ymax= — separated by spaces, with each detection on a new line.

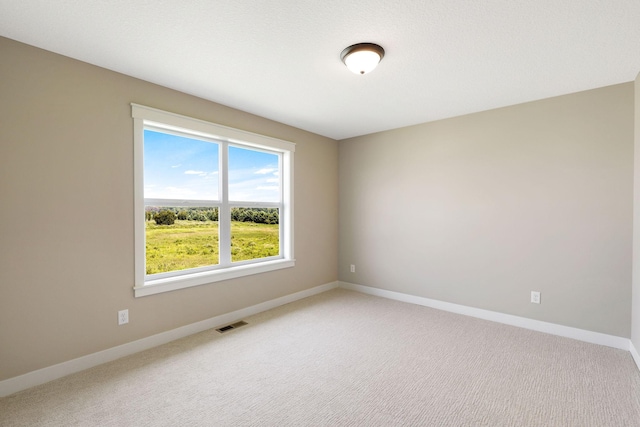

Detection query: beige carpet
xmin=1 ymin=289 xmax=639 ymax=426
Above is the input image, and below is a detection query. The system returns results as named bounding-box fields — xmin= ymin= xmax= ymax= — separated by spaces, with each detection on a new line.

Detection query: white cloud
xmin=165 ymin=186 xmax=197 ymax=196
xmin=145 ymin=185 xmax=217 ymax=200
xmin=185 ymin=170 xmax=206 ymax=176
xmin=266 ymin=178 xmax=279 ymax=183
xmin=257 ymin=185 xmax=279 ymax=191
xmin=171 ymin=164 xmax=182 ymax=168
xmin=255 ymin=168 xmax=276 ymax=175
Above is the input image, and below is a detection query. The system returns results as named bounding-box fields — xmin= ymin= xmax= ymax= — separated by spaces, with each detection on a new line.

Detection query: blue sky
xmin=144 ymin=130 xmax=280 ymax=202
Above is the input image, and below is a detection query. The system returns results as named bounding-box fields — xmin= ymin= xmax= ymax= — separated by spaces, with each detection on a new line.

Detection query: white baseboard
xmin=340 ymin=281 xmax=631 ymax=351
xmin=2 ymin=280 xmax=634 ymax=398
xmin=631 ymin=341 xmax=640 ymax=371
xmin=0 ymin=281 xmax=339 ymax=398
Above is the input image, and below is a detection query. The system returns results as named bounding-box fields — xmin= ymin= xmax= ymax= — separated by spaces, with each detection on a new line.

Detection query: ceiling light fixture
xmin=340 ymin=43 xmax=385 ymax=75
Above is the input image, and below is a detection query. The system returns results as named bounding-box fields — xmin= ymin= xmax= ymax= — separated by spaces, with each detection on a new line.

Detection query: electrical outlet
xmin=118 ymin=309 xmax=129 ymax=325
xmin=350 ymin=264 xmax=356 ymax=273
xmin=531 ymin=291 xmax=541 ymax=304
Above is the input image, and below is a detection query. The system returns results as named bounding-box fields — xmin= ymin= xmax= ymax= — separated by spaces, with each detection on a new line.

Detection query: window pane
xmin=229 ymin=146 xmax=280 ymax=202
xmin=230 ymin=208 xmax=280 ymax=262
xmin=144 ymin=130 xmax=219 ymax=201
xmin=145 ymin=207 xmax=219 ymax=274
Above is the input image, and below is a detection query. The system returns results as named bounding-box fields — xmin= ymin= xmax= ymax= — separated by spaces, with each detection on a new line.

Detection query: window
xmin=132 ymin=104 xmax=295 ymax=297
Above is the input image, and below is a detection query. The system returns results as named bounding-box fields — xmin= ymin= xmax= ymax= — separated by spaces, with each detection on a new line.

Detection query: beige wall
xmin=1 ymin=33 xmax=636 ymax=382
xmin=0 ymin=37 xmax=338 ymax=381
xmin=339 ymin=83 xmax=634 ymax=337
xmin=633 ymin=73 xmax=640 ymax=351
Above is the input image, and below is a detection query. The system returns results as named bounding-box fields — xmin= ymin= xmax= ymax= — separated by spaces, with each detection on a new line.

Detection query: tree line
xmin=146 ymin=207 xmax=279 ymax=225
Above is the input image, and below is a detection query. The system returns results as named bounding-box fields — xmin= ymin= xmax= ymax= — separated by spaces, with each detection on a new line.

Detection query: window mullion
xmin=219 ymin=142 xmax=231 ymax=266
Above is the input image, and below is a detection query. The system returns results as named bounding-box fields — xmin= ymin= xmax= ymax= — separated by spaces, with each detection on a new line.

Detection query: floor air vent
xmin=216 ymin=321 xmax=248 ymax=333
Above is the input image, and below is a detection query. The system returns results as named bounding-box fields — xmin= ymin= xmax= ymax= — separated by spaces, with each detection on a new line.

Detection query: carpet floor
xmin=1 ymin=288 xmax=639 ymax=426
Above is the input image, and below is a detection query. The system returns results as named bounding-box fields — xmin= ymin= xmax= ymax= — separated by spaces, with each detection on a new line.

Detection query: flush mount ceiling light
xmin=340 ymin=43 xmax=385 ymax=75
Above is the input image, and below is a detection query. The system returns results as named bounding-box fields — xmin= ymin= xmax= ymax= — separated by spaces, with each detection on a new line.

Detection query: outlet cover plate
xmin=531 ymin=291 xmax=541 ymax=304
xmin=118 ymin=309 xmax=129 ymax=325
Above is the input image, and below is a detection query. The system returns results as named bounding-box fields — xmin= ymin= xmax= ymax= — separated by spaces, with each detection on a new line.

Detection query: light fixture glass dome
xmin=340 ymin=43 xmax=385 ymax=75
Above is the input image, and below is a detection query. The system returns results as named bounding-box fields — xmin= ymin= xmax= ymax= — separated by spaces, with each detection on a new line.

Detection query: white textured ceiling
xmin=1 ymin=1 xmax=639 ymax=140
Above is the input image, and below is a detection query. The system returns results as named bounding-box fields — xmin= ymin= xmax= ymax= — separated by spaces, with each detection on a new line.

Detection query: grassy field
xmin=146 ymin=220 xmax=279 ymax=275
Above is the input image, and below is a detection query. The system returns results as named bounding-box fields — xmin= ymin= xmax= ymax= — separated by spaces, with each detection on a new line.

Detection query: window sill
xmin=134 ymin=259 xmax=295 ymax=297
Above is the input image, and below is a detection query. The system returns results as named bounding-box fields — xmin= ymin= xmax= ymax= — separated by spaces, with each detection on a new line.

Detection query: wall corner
xmin=631 ymin=72 xmax=640 ymax=353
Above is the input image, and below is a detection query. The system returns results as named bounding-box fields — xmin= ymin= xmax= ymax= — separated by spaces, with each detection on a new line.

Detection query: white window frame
xmin=132 ymin=104 xmax=295 ymax=297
